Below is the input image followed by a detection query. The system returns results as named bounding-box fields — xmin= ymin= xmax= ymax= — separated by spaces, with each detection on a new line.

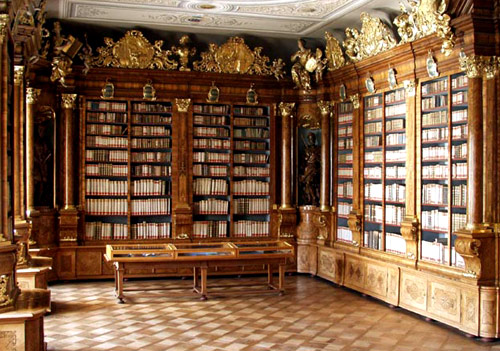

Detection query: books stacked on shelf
xmin=193 ymin=221 xmax=228 ymax=238
xmin=86 ymin=150 xmax=128 ymax=162
xmin=193 ymin=178 xmax=228 ymax=195
xmin=131 ymin=152 xmax=171 ymax=163
xmin=131 ymin=199 xmax=171 ymax=215
xmin=337 ymin=202 xmax=352 ymax=217
xmin=421 ymin=73 xmax=468 ymax=267
xmin=133 ymin=165 xmax=171 ymax=177
xmin=194 ymin=152 xmax=231 ymax=163
xmin=194 ymin=165 xmax=229 ymax=177
xmin=234 ymin=220 xmax=269 ymax=237
xmin=364 ymin=230 xmax=382 ymax=250
xmin=234 ymin=198 xmax=269 ymax=214
xmin=131 ymin=222 xmax=170 ymax=239
xmin=86 ymin=164 xmax=128 ymax=177
xmin=194 ymin=199 xmax=229 ymax=215
xmin=386 ymin=232 xmax=406 ymax=255
xmin=234 ymin=180 xmax=269 ymax=195
xmin=337 ymin=227 xmax=353 ymax=243
xmin=132 ymin=179 xmax=170 ymax=196
xmin=86 ymin=179 xmax=128 ymax=196
xmin=337 ymin=182 xmax=353 ymax=198
xmin=85 ymin=222 xmax=128 ymax=240
xmin=233 ymin=166 xmax=269 ymax=177
xmin=86 ymin=136 xmax=128 ymax=148
xmin=86 ymin=199 xmax=127 ymax=215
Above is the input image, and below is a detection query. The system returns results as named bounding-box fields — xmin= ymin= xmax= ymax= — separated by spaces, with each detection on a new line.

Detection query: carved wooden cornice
xmin=193 ymin=37 xmax=285 ymax=80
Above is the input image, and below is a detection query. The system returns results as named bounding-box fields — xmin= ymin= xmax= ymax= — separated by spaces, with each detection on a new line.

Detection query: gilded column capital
xmin=61 ymin=94 xmax=78 ymax=109
xmin=317 ymin=100 xmax=333 ymax=116
xmin=278 ymin=102 xmax=295 ymax=117
xmin=175 ymin=98 xmax=191 ymax=113
xmin=26 ymin=88 xmax=41 ymax=105
xmin=0 ymin=14 xmax=9 ymax=43
xmin=403 ymin=80 xmax=416 ymax=97
xmin=349 ymin=94 xmax=360 ymax=109
xmin=14 ymin=66 xmax=24 ymax=85
xmin=484 ymin=57 xmax=499 ymax=80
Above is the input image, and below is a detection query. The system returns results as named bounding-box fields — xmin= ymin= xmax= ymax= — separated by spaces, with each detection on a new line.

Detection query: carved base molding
xmin=0 ymin=308 xmax=45 ymax=351
xmin=0 ymin=245 xmax=19 ymax=314
xmin=58 ymin=208 xmax=79 ymax=246
xmin=173 ymin=208 xmax=193 ymax=239
xmin=313 ymin=209 xmax=334 ymax=244
xmin=278 ymin=207 xmax=297 ymax=240
xmin=314 ymin=244 xmax=500 ymax=337
xmin=347 ymin=211 xmax=362 ymax=248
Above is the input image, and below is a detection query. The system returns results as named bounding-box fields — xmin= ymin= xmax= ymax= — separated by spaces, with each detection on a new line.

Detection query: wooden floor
xmin=45 ymin=275 xmax=500 ymax=351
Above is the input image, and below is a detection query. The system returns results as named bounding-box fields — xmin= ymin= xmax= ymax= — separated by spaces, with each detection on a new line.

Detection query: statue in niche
xmin=300 ymin=132 xmax=321 ymax=206
xmin=33 ymin=108 xmax=55 ymax=207
xmin=171 ymin=35 xmax=196 ymax=71
xmin=290 ymin=39 xmax=326 ymax=91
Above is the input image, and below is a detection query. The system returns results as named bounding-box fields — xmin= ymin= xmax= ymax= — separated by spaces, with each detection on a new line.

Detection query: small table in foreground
xmin=104 ymin=240 xmax=294 ymax=302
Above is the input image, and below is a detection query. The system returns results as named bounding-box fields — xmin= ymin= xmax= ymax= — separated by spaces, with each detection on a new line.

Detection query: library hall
xmin=1 ymin=0 xmax=500 ymax=350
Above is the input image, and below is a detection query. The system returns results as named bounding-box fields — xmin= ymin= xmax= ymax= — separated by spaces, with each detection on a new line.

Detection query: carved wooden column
xmin=483 ymin=66 xmax=497 ymax=225
xmin=58 ymin=94 xmax=79 ymax=245
xmin=400 ymin=80 xmax=419 ymax=261
xmin=13 ymin=66 xmax=30 ymax=267
xmin=347 ymin=94 xmax=362 ymax=248
xmin=277 ymin=102 xmax=297 ymax=240
xmin=172 ymin=98 xmax=192 ymax=239
xmin=454 ymin=55 xmax=494 ymax=283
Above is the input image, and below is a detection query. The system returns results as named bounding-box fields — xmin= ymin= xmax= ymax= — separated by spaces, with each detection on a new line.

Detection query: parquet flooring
xmin=45 ymin=275 xmax=500 ymax=351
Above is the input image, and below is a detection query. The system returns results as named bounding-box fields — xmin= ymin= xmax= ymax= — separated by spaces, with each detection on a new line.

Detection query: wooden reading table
xmin=104 ymin=240 xmax=294 ymax=302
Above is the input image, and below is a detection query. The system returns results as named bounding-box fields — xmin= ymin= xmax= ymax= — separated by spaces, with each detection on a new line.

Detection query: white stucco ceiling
xmin=47 ymin=0 xmax=402 ymax=40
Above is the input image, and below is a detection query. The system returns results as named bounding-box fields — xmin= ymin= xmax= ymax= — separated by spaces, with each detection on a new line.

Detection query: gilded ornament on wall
xmin=246 ymin=84 xmax=258 ymax=105
xmin=459 ymin=50 xmax=500 ymax=80
xmin=298 ymin=114 xmax=320 ymax=130
xmin=0 ymin=275 xmax=13 ymax=307
xmin=343 ymin=12 xmax=397 ymax=63
xmin=90 ymin=30 xmax=178 ymax=70
xmin=394 ymin=0 xmax=455 ymax=56
xmin=291 ymin=39 xmax=326 ymax=91
xmin=325 ymin=32 xmax=345 ymax=71
xmin=193 ymin=37 xmax=284 ymax=80
xmin=171 ymin=35 xmax=196 ymax=71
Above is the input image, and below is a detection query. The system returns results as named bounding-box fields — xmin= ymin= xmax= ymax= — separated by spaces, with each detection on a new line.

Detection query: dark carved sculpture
xmin=300 ymin=132 xmax=320 ymax=206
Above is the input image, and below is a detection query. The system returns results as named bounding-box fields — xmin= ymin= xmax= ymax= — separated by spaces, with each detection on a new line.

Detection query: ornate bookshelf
xmin=420 ymin=73 xmax=467 ymax=267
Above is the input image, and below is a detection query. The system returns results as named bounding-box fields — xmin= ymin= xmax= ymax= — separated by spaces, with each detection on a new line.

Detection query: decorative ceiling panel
xmin=49 ymin=0 xmax=393 ymax=38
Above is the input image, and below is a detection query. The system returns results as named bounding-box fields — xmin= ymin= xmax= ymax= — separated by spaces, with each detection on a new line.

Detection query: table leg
xmin=200 ymin=266 xmax=208 ymax=300
xmin=267 ymin=264 xmax=274 ymax=289
xmin=116 ymin=263 xmax=125 ymax=303
xmin=193 ymin=267 xmax=200 ymax=292
xmin=278 ymin=263 xmax=285 ymax=296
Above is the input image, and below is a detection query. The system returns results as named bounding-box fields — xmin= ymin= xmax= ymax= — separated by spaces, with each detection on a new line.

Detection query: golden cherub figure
xmin=171 ymin=35 xmax=196 ymax=71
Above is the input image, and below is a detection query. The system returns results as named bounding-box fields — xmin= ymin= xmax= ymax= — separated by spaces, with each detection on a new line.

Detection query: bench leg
xmin=278 ymin=264 xmax=285 ymax=296
xmin=193 ymin=267 xmax=200 ymax=292
xmin=200 ymin=266 xmax=208 ymax=300
xmin=116 ymin=263 xmax=125 ymax=303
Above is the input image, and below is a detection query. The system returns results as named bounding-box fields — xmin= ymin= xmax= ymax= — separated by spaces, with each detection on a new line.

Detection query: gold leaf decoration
xmin=394 ymin=0 xmax=455 ymax=56
xmin=343 ymin=12 xmax=397 ymax=63
xmin=90 ymin=30 xmax=178 ymax=70
xmin=325 ymin=32 xmax=345 ymax=70
xmin=193 ymin=37 xmax=284 ymax=80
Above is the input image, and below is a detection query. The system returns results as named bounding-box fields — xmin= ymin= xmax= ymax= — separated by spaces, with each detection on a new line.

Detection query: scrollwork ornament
xmin=459 ymin=50 xmax=499 ymax=80
xmin=455 ymin=237 xmax=481 ymax=278
xmin=61 ymin=94 xmax=77 ymax=109
xmin=298 ymin=114 xmax=320 ymax=130
xmin=175 ymin=98 xmax=191 ymax=113
xmin=349 ymin=94 xmax=360 ymax=109
xmin=171 ymin=35 xmax=196 ymax=71
xmin=325 ymin=32 xmax=345 ymax=71
xmin=278 ymin=102 xmax=295 ymax=117
xmin=26 ymin=88 xmax=41 ymax=105
xmin=51 ymin=55 xmax=73 ymax=87
xmin=0 ymin=275 xmax=13 ymax=307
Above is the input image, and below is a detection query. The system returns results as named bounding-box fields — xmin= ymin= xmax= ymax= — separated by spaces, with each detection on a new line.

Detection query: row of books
xmin=422 ymin=79 xmax=447 ymax=95
xmin=86 ymin=164 xmax=128 ymax=177
xmin=193 ymin=104 xmax=230 ymax=114
xmin=233 ymin=180 xmax=269 ymax=195
xmin=234 ymin=153 xmax=269 ymax=164
xmin=85 ymin=222 xmax=128 ymax=241
xmin=132 ymin=179 xmax=170 ymax=196
xmin=339 ymin=103 xmax=353 ymax=113
xmin=338 ymin=126 xmax=353 ymax=136
xmin=193 ymin=178 xmax=228 ymax=195
xmin=234 ymin=166 xmax=269 ymax=177
xmin=234 ymin=198 xmax=269 ymax=214
xmin=385 ymin=89 xmax=405 ymax=103
xmin=133 ymin=165 xmax=171 ymax=177
xmin=87 ymin=101 xmax=127 ymax=111
xmin=131 ymin=152 xmax=171 ymax=163
xmin=131 ymin=126 xmax=170 ymax=136
xmin=86 ymin=199 xmax=127 ymax=215
xmin=86 ymin=179 xmax=127 ymax=196
xmin=194 ymin=199 xmax=229 ymax=215
xmin=423 ymin=162 xmax=467 ymax=179
xmin=422 ymin=127 xmax=448 ymax=142
xmin=365 ymin=122 xmax=382 ymax=134
xmin=364 ymin=183 xmax=383 ymax=201
xmin=234 ymin=128 xmax=269 ymax=138
xmin=132 ymin=114 xmax=171 ymax=124
xmin=131 ymin=138 xmax=171 ymax=149
xmin=423 ymin=183 xmax=468 ymax=206
xmin=193 ymin=138 xmax=230 ymax=149
xmin=386 ymin=133 xmax=406 ymax=146
xmin=338 ymin=202 xmax=352 ymax=216
xmin=365 ymin=136 xmax=382 ymax=147
xmin=87 ymin=124 xmax=125 ymax=136
xmin=194 ymin=152 xmax=231 ymax=163
xmin=365 ymin=151 xmax=383 ymax=163
xmin=385 ymin=183 xmax=406 ymax=202
xmin=132 ymin=102 xmax=171 ymax=113
xmin=194 ymin=115 xmax=229 ymax=126
xmin=365 ymin=108 xmax=383 ymax=120
xmin=338 ymin=113 xmax=353 ymax=124
xmin=365 ymin=95 xmax=382 ymax=107
xmin=194 ymin=164 xmax=228 ymax=177
xmin=422 ymin=95 xmax=447 ymax=110
xmin=338 ymin=153 xmax=353 ymax=164
xmin=338 ymin=138 xmax=353 ymax=150
xmin=338 ymin=167 xmax=353 ymax=178
xmin=234 ymin=117 xmax=268 ymax=127
xmin=452 ymin=143 xmax=467 ymax=159
xmin=451 ymin=75 xmax=468 ymax=89
xmin=234 ymin=140 xmax=268 ymax=150
xmin=87 ymin=136 xmax=128 ymax=149
xmin=193 ymin=221 xmax=228 ymax=238
xmin=386 ymin=205 xmax=404 ymax=225
xmin=86 ymin=150 xmax=128 ymax=163
xmin=386 ymin=149 xmax=406 ymax=162
xmin=423 ymin=110 xmax=448 ymax=127
xmin=130 ymin=199 xmax=171 ymax=215
xmin=337 ymin=227 xmax=353 ymax=243
xmin=87 ymin=112 xmax=127 ymax=124
xmin=452 ymin=109 xmax=467 ymax=123
xmin=194 ymin=127 xmax=230 ymax=137
xmin=338 ymin=182 xmax=353 ymax=198
xmin=132 ymin=222 xmax=171 ymax=239
xmin=385 ymin=104 xmax=406 ymax=117
xmin=233 ymin=106 xmax=268 ymax=116
xmin=422 ymin=146 xmax=448 ymax=161
xmin=421 ymin=240 xmax=465 ymax=267
xmin=386 ymin=119 xmax=405 ymax=131
xmin=364 ymin=231 xmax=406 ymax=254
xmin=364 ymin=204 xmax=382 ymax=222
xmin=452 ymin=91 xmax=468 ymax=104
xmin=234 ymin=220 xmax=269 ymax=237
xmin=421 ymin=210 xmax=467 ymax=232
xmin=452 ymin=184 xmax=467 ymax=207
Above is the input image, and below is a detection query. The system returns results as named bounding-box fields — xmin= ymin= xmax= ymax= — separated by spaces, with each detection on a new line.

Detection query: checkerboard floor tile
xmin=45 ymin=276 xmax=500 ymax=350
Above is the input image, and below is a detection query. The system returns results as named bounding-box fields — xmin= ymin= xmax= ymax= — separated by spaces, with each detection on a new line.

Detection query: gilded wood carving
xmin=459 ymin=51 xmax=500 ymax=79
xmin=325 ymin=32 xmax=345 ymax=71
xmin=343 ymin=12 xmax=397 ymax=63
xmin=90 ymin=30 xmax=178 ymax=70
xmin=193 ymin=37 xmax=285 ymax=80
xmin=0 ymin=275 xmax=13 ymax=307
xmin=394 ymin=0 xmax=455 ymax=56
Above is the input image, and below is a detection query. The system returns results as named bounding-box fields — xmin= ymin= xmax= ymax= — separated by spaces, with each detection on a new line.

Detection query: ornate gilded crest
xmin=143 ymin=80 xmax=157 ymax=101
xmin=171 ymin=35 xmax=196 ymax=71
xmin=90 ymin=30 xmax=178 ymax=70
xmin=325 ymin=32 xmax=345 ymax=71
xmin=426 ymin=50 xmax=439 ymax=78
xmin=206 ymin=82 xmax=220 ymax=103
xmin=343 ymin=12 xmax=397 ymax=63
xmin=193 ymin=37 xmax=285 ymax=80
xmin=394 ymin=0 xmax=455 ymax=56
xmin=0 ymin=275 xmax=13 ymax=307
xmin=246 ymin=84 xmax=258 ymax=105
xmin=101 ymin=78 xmax=114 ymax=99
